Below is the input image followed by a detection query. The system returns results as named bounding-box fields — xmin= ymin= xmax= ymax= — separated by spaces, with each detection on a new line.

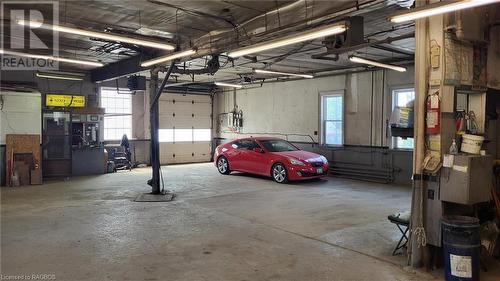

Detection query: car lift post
xmin=149 ymin=61 xmax=175 ymax=194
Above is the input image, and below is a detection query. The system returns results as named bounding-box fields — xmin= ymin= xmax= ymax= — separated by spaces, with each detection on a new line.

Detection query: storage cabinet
xmin=440 ymin=155 xmax=492 ymax=204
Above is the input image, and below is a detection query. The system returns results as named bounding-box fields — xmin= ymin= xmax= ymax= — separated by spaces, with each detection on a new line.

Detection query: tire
xmin=217 ymin=156 xmax=231 ymax=175
xmin=272 ymin=163 xmax=288 ymax=183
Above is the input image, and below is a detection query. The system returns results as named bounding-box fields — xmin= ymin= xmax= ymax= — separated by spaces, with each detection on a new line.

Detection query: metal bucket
xmin=442 ymin=216 xmax=480 ymax=281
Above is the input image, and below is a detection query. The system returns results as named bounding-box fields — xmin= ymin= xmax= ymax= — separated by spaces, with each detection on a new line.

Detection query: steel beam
xmin=149 ymin=69 xmax=160 ymax=194
xmin=371 ymin=44 xmax=414 ymax=56
xmin=148 ymin=61 xmax=175 ymax=194
xmin=90 ymin=54 xmax=153 ymax=82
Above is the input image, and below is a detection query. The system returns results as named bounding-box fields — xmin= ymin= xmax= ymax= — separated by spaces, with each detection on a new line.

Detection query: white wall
xmin=215 ymin=66 xmax=415 ymax=146
xmin=0 ymin=91 xmax=42 ymax=144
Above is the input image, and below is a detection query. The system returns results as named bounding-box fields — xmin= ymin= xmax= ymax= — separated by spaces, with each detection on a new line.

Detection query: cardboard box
xmin=30 ymin=169 xmax=42 ymax=185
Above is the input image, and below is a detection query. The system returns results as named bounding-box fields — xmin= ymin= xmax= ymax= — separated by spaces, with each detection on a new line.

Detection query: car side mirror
xmin=253 ymin=148 xmax=264 ymax=153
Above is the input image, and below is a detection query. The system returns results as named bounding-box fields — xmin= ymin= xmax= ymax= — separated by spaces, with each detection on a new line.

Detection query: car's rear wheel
xmin=217 ymin=156 xmax=231 ymax=175
xmin=272 ymin=163 xmax=288 ymax=183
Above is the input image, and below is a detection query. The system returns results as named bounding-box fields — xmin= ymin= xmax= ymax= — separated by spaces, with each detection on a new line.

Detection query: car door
xmin=238 ymin=139 xmax=266 ymax=175
xmin=225 ymin=141 xmax=244 ymax=171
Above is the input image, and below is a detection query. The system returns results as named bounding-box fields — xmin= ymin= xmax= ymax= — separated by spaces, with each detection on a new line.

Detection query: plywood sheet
xmin=5 ymin=134 xmax=41 ymax=186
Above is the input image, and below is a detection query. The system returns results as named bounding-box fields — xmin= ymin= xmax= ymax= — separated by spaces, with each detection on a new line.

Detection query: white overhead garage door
xmin=158 ymin=93 xmax=212 ymax=164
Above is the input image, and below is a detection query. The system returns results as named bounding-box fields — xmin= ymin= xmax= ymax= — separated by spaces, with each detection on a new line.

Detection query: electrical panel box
xmin=440 ymin=154 xmax=492 ymax=205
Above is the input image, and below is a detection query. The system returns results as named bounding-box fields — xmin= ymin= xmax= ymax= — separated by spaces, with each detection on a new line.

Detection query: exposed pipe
xmin=170 ymin=55 xmax=220 ymax=75
xmin=150 ymin=61 xmax=176 ymax=111
xmin=371 ymin=44 xmax=414 ymax=56
xmin=329 ymin=167 xmax=394 ymax=183
xmin=215 ymin=61 xmax=415 ymax=93
xmin=147 ymin=0 xmax=237 ymax=28
xmin=311 ymin=33 xmax=415 ymax=58
xmin=192 ymin=0 xmax=386 ymax=57
xmin=219 ymin=130 xmax=316 ymax=143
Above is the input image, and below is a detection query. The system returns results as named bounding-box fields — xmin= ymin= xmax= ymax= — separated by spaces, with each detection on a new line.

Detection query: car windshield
xmin=259 ymin=140 xmax=299 ymax=152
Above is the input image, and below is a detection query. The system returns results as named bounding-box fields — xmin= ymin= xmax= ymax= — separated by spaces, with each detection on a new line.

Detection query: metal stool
xmin=388 ymin=211 xmax=410 ymax=256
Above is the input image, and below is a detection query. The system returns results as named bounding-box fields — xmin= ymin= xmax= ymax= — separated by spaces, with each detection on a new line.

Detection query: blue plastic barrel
xmin=442 ymin=216 xmax=480 ymax=281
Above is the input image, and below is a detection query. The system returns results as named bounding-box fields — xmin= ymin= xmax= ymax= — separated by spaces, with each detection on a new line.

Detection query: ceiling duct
xmin=324 ymin=16 xmax=364 ymax=50
xmin=190 ymin=0 xmax=383 ymax=57
xmin=389 ymin=0 xmax=415 ymax=9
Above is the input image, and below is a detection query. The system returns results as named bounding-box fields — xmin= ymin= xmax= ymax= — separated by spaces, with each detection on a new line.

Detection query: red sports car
xmin=214 ymin=137 xmax=329 ymax=183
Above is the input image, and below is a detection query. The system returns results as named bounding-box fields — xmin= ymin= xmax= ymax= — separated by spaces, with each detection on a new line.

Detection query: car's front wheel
xmin=217 ymin=156 xmax=231 ymax=175
xmin=272 ymin=163 xmax=288 ymax=183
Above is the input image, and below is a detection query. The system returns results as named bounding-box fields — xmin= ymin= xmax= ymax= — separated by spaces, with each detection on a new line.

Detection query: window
xmin=236 ymin=139 xmax=260 ymax=150
xmin=100 ymin=87 xmax=132 ymax=140
xmin=321 ymin=92 xmax=344 ymax=145
xmin=392 ymin=88 xmax=415 ymax=149
xmin=260 ymin=140 xmax=299 ymax=152
xmin=158 ymin=128 xmax=211 ymax=143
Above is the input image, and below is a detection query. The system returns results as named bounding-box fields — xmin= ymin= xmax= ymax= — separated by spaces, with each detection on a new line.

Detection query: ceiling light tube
xmin=227 ymin=23 xmax=346 ymax=58
xmin=16 ymin=20 xmax=175 ymax=50
xmin=36 ymin=71 xmax=85 ymax=81
xmin=349 ymin=56 xmax=407 ymax=72
xmin=1 ymin=49 xmax=104 ymax=67
xmin=389 ymin=0 xmax=500 ymax=23
xmin=215 ymin=82 xmax=243 ymax=88
xmin=140 ymin=49 xmax=197 ymax=67
xmin=254 ymin=69 xmax=314 ymax=78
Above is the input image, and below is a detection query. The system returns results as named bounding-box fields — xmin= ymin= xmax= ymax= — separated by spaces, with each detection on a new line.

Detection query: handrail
xmin=222 ymin=131 xmax=316 ymax=143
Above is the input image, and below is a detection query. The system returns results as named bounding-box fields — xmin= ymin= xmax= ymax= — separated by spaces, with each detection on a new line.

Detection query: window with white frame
xmin=392 ymin=88 xmax=415 ymax=149
xmin=321 ymin=92 xmax=344 ymax=145
xmin=100 ymin=87 xmax=132 ymax=140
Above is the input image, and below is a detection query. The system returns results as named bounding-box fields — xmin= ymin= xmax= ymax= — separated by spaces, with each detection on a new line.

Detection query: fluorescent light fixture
xmin=16 ymin=20 xmax=175 ymax=50
xmin=254 ymin=69 xmax=314 ymax=78
xmin=214 ymin=82 xmax=243 ymax=88
xmin=389 ymin=0 xmax=500 ymax=23
xmin=349 ymin=56 xmax=407 ymax=72
xmin=140 ymin=49 xmax=197 ymax=67
xmin=227 ymin=23 xmax=346 ymax=58
xmin=36 ymin=71 xmax=85 ymax=81
xmin=1 ymin=49 xmax=104 ymax=67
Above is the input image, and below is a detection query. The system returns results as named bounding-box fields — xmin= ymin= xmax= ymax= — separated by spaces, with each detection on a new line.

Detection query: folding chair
xmin=388 ymin=211 xmax=410 ymax=256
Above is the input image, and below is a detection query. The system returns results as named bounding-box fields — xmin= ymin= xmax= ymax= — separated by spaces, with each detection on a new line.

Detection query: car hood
xmin=273 ymin=150 xmax=325 ymax=163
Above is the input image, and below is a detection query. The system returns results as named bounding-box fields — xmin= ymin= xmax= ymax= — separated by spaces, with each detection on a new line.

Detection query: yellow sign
xmin=46 ymin=94 xmax=85 ymax=107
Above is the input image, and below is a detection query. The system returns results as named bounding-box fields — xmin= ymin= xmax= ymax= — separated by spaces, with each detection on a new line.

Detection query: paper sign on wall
xmin=443 ymin=154 xmax=454 ymax=168
xmin=46 ymin=94 xmax=85 ymax=107
xmin=452 ymin=165 xmax=468 ymax=173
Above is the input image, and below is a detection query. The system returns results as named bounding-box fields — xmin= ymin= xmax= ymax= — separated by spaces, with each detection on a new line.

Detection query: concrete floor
xmin=0 ymin=163 xmax=497 ymax=280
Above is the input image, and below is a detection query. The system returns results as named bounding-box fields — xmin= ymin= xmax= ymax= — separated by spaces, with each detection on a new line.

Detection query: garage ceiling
xmin=1 ymin=0 xmax=415 ymax=84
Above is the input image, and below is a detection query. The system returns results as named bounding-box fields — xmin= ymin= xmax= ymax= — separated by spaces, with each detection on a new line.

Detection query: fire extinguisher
xmin=426 ymin=92 xmax=440 ymax=135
